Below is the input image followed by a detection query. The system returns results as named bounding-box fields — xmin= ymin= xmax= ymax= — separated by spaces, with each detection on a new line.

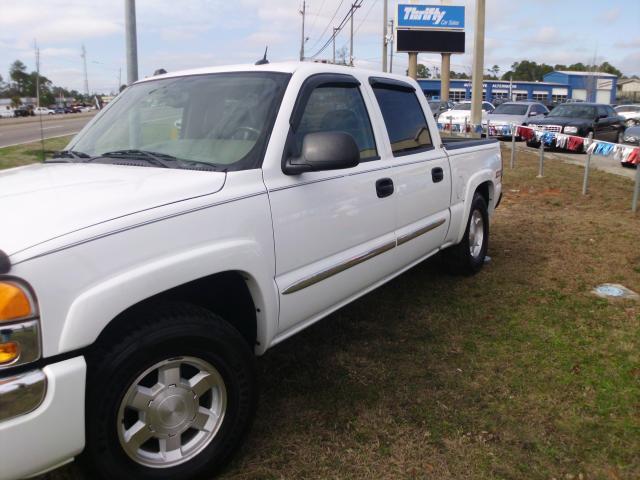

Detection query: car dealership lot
xmin=0 ymin=144 xmax=633 ymax=480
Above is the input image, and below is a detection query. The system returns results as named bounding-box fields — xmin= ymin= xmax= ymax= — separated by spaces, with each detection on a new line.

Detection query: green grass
xmin=30 ymin=145 xmax=640 ymax=480
xmin=0 ymin=135 xmax=73 ymax=170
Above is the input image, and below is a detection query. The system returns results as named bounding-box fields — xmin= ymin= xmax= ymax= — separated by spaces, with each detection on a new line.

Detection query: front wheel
xmin=81 ymin=303 xmax=257 ymax=480
xmin=444 ymin=192 xmax=489 ymax=274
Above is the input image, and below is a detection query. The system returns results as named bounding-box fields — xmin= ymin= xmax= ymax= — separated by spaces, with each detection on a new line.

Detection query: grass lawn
xmin=28 ymin=145 xmax=640 ymax=480
xmin=0 ymin=135 xmax=73 ymax=170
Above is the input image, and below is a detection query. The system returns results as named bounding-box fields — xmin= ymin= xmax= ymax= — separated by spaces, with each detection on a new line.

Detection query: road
xmin=0 ymin=112 xmax=96 ymax=148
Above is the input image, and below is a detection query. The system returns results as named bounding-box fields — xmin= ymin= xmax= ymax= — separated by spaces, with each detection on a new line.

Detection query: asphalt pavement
xmin=0 ymin=112 xmax=97 ymax=148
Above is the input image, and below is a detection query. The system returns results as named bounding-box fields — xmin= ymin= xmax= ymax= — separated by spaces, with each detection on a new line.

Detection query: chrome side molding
xmin=282 ymin=218 xmax=446 ymax=295
xmin=397 ymin=218 xmax=446 ymax=246
xmin=282 ymin=241 xmax=396 ymax=295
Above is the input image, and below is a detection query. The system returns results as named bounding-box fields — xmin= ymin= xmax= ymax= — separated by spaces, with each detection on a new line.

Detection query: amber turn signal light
xmin=0 ymin=282 xmax=34 ymax=322
xmin=0 ymin=341 xmax=20 ymax=364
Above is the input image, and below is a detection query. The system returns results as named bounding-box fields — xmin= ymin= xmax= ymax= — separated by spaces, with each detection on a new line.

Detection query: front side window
xmin=372 ymin=85 xmax=432 ymax=156
xmin=69 ymin=72 xmax=290 ymax=171
xmin=295 ymin=86 xmax=377 ymax=160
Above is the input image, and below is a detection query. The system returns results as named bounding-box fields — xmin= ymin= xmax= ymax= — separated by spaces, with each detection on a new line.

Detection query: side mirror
xmin=283 ymin=131 xmax=360 ymax=175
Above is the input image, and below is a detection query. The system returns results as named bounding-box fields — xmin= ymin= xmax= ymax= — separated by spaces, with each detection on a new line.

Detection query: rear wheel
xmin=82 ymin=303 xmax=256 ymax=480
xmin=444 ymin=192 xmax=489 ymax=274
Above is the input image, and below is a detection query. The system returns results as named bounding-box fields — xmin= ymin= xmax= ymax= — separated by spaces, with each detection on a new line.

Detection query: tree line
xmin=0 ymin=60 xmax=88 ymax=107
xmin=413 ymin=59 xmax=635 ymax=82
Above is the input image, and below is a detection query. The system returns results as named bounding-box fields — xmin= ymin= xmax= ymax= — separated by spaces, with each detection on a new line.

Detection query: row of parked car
xmin=431 ymin=98 xmax=640 ymax=147
xmin=0 ymin=104 xmax=94 ymax=118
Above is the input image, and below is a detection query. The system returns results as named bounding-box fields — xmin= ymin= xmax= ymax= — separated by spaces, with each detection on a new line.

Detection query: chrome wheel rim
xmin=117 ymin=356 xmax=227 ymax=468
xmin=468 ymin=209 xmax=484 ymax=259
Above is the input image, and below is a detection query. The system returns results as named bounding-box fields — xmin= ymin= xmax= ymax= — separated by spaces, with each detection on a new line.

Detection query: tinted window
xmin=372 ymin=86 xmax=432 ymax=156
xmin=606 ymin=106 xmax=617 ymax=117
xmin=70 ymin=73 xmax=290 ymax=170
xmin=597 ymin=106 xmax=609 ymax=118
xmin=296 ymin=86 xmax=377 ymax=160
xmin=492 ymin=104 xmax=528 ymax=115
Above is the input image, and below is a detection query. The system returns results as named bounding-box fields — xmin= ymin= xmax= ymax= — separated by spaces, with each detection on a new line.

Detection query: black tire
xmin=526 ymin=140 xmax=540 ymax=148
xmin=444 ymin=192 xmax=489 ymax=274
xmin=81 ymin=302 xmax=256 ymax=480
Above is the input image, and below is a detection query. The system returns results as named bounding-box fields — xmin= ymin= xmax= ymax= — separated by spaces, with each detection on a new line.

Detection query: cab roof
xmin=135 ymin=61 xmax=413 ymax=85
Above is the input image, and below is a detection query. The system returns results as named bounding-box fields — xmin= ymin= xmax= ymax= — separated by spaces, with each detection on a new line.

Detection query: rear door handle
xmin=432 ymin=167 xmax=444 ymax=183
xmin=376 ymin=178 xmax=394 ymax=198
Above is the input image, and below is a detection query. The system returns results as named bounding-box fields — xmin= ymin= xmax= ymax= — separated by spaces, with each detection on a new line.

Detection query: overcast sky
xmin=1 ymin=0 xmax=639 ymax=94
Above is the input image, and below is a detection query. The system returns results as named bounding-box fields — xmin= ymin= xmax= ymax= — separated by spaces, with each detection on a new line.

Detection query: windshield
xmin=69 ymin=72 xmax=290 ymax=170
xmin=492 ymin=104 xmax=528 ymax=115
xmin=452 ymin=103 xmax=471 ymax=111
xmin=548 ymin=104 xmax=596 ymax=118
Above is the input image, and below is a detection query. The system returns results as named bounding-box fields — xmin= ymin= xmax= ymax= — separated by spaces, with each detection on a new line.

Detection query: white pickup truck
xmin=0 ymin=62 xmax=502 ymax=480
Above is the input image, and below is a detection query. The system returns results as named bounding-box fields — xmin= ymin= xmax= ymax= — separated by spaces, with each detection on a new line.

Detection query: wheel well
xmin=476 ymin=181 xmax=492 ymax=207
xmin=96 ymin=271 xmax=257 ymax=349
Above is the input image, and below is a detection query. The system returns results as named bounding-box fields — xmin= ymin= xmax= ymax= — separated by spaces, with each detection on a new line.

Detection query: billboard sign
xmin=397 ymin=4 xmax=465 ymax=30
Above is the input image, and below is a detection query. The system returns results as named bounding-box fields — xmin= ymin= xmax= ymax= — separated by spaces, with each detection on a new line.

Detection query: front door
xmin=264 ymin=74 xmax=398 ymax=336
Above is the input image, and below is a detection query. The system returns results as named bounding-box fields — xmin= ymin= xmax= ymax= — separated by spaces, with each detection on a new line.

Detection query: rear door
xmin=596 ymin=105 xmax=616 ymax=141
xmin=368 ymin=77 xmax=452 ymax=269
xmin=264 ymin=73 xmax=398 ymax=336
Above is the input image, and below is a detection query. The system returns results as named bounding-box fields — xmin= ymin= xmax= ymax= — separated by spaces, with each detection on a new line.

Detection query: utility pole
xmin=34 ymin=40 xmax=40 ymax=108
xmin=125 ymin=0 xmax=139 ymax=84
xmin=382 ymin=0 xmax=388 ymax=72
xmin=81 ymin=44 xmax=89 ymax=96
xmin=299 ymin=0 xmax=306 ymax=61
xmin=332 ymin=27 xmax=339 ymax=64
xmin=388 ymin=19 xmax=394 ymax=73
xmin=470 ymin=0 xmax=486 ymax=130
xmin=349 ymin=2 xmax=361 ymax=66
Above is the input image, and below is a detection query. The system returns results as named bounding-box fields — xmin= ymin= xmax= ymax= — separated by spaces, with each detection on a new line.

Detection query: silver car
xmin=485 ymin=101 xmax=549 ymax=138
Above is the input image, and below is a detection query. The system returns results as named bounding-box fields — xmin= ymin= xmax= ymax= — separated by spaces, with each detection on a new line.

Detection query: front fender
xmin=58 ymin=239 xmax=278 ymax=355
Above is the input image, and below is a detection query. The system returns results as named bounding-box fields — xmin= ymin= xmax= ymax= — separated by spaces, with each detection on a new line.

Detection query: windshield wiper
xmin=47 ymin=150 xmax=92 ymax=163
xmin=90 ymin=149 xmax=220 ymax=171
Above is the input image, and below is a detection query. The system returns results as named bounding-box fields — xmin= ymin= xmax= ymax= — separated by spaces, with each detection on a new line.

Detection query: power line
xmin=309 ymin=0 xmax=363 ymax=60
xmin=306 ymin=0 xmax=328 ymax=40
xmin=339 ymin=0 xmax=377 ymax=51
xmin=307 ymin=0 xmax=345 ymax=52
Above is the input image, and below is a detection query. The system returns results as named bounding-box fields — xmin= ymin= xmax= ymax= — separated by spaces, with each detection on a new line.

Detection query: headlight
xmin=0 ymin=281 xmax=40 ymax=368
xmin=564 ymin=126 xmax=578 ymax=134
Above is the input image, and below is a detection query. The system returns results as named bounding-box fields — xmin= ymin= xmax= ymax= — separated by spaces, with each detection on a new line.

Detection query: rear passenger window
xmin=372 ymin=86 xmax=432 ymax=156
xmin=296 ymin=86 xmax=378 ymax=160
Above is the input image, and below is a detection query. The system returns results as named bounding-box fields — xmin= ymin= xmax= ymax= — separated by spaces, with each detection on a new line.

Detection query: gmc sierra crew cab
xmin=0 ymin=62 xmax=502 ymax=480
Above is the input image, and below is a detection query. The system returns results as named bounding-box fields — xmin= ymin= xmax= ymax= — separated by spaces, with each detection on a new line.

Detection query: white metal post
xmin=582 ymin=132 xmax=594 ymax=195
xmin=537 ymin=138 xmax=545 ymax=178
xmin=510 ymin=123 xmax=516 ymax=169
xmin=633 ymin=163 xmax=640 ymax=213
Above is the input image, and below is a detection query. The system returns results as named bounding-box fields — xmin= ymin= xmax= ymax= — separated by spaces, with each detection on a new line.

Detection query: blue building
xmin=418 ymin=70 xmax=618 ymax=105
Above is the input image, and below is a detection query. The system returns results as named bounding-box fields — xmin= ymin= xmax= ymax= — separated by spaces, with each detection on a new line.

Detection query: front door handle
xmin=376 ymin=178 xmax=394 ymax=198
xmin=432 ymin=167 xmax=444 ymax=183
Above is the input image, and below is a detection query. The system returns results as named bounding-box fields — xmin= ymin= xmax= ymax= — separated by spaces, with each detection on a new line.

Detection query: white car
xmin=0 ymin=62 xmax=502 ymax=480
xmin=614 ymin=104 xmax=640 ymax=127
xmin=438 ymin=100 xmax=495 ymax=127
xmin=33 ymin=106 xmax=55 ymax=115
xmin=0 ymin=107 xmax=14 ymax=118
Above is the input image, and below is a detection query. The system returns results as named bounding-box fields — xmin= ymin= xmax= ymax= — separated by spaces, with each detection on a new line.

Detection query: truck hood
xmin=0 ymin=163 xmax=226 ymax=256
